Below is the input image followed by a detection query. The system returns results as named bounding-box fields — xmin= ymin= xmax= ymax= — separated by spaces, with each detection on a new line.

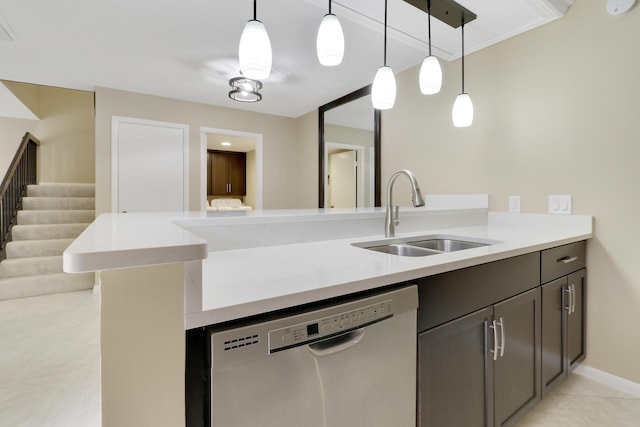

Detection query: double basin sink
xmin=352 ymin=235 xmax=495 ymax=257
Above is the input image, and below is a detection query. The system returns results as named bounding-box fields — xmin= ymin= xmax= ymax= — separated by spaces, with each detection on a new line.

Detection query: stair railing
xmin=0 ymin=132 xmax=39 ymax=260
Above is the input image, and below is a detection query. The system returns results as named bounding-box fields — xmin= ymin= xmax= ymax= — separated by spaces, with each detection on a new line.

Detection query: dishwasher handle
xmin=307 ymin=328 xmax=365 ymax=357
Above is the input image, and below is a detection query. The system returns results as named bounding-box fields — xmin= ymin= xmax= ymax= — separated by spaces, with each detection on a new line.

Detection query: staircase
xmin=0 ymin=183 xmax=96 ymax=300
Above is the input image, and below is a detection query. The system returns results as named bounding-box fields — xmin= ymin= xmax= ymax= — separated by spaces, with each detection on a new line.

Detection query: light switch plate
xmin=548 ymin=195 xmax=572 ymax=215
xmin=508 ymin=196 xmax=521 ymax=213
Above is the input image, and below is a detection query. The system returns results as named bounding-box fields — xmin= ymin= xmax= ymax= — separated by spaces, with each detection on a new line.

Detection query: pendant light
xmin=239 ymin=0 xmax=272 ymax=80
xmin=317 ymin=0 xmax=344 ymax=66
xmin=452 ymin=22 xmax=473 ymax=127
xmin=228 ymin=77 xmax=263 ymax=102
xmin=419 ymin=0 xmax=442 ymax=95
xmin=371 ymin=0 xmax=396 ymax=110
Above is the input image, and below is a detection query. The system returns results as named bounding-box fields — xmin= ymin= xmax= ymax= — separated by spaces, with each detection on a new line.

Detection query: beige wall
xmin=95 ymin=87 xmax=312 ymax=214
xmin=0 ymin=81 xmax=95 ymax=184
xmin=382 ymin=1 xmax=640 ymax=383
xmin=0 ymin=118 xmax=38 ymax=180
xmin=100 ymin=263 xmax=185 ymax=427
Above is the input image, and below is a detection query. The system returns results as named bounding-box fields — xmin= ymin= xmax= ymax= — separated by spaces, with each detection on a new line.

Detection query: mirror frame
xmin=318 ymin=85 xmax=381 ymax=208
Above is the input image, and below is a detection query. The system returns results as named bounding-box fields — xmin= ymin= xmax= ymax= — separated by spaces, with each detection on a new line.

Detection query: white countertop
xmin=63 ymin=202 xmax=593 ymax=329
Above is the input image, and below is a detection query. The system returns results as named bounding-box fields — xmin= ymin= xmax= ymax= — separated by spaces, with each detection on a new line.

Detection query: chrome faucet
xmin=385 ymin=170 xmax=425 ymax=237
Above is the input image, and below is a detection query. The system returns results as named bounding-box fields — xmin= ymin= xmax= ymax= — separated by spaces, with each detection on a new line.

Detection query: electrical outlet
xmin=508 ymin=196 xmax=521 ymax=213
xmin=548 ymin=195 xmax=572 ymax=215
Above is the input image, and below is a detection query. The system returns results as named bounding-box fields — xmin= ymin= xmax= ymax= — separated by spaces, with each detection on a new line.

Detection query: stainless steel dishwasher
xmin=209 ymin=285 xmax=418 ymax=427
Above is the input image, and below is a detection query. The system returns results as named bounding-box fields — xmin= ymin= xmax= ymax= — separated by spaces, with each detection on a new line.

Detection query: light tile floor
xmin=0 ymin=290 xmax=100 ymax=427
xmin=517 ymin=372 xmax=640 ymax=426
xmin=1 ymin=290 xmax=639 ymax=427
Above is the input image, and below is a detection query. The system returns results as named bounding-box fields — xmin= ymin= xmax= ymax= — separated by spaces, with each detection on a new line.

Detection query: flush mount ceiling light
xmin=418 ymin=0 xmax=442 ymax=95
xmin=238 ymin=0 xmax=272 ymax=80
xmin=371 ymin=0 xmax=396 ymax=110
xmin=452 ymin=22 xmax=473 ymax=127
xmin=317 ymin=0 xmax=345 ymax=66
xmin=228 ymin=77 xmax=263 ymax=102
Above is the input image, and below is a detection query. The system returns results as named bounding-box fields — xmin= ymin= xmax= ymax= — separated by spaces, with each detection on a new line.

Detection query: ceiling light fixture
xmin=221 ymin=141 xmax=232 ymax=146
xmin=317 ymin=0 xmax=345 ymax=66
xmin=371 ymin=0 xmax=396 ymax=110
xmin=418 ymin=0 xmax=442 ymax=95
xmin=228 ymin=77 xmax=263 ymax=102
xmin=238 ymin=0 xmax=272 ymax=80
xmin=452 ymin=22 xmax=473 ymax=127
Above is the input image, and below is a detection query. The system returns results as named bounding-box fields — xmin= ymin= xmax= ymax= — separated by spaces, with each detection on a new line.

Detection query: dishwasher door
xmin=210 ymin=285 xmax=418 ymax=427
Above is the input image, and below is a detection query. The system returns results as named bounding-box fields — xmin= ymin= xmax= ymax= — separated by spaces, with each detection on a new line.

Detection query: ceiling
xmin=0 ymin=0 xmax=573 ymax=118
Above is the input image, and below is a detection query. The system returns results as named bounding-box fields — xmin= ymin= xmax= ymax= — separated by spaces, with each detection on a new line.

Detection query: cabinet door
xmin=541 ymin=277 xmax=568 ymax=396
xmin=418 ymin=307 xmax=494 ymax=427
xmin=493 ymin=288 xmax=541 ymax=427
xmin=567 ymin=269 xmax=586 ymax=370
xmin=210 ymin=151 xmax=229 ymax=195
xmin=227 ymin=152 xmax=246 ymax=195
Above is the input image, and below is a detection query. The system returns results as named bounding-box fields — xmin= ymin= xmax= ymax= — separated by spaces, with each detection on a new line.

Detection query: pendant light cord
xmin=253 ymin=0 xmax=257 ymax=20
xmin=427 ymin=0 xmax=432 ymax=56
xmin=461 ymin=22 xmax=465 ymax=93
xmin=383 ymin=0 xmax=388 ymax=66
xmin=329 ymin=0 xmax=332 ymax=15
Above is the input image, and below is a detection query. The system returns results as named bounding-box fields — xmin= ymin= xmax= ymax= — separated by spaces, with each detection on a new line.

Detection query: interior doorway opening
xmin=200 ymin=127 xmax=263 ymax=211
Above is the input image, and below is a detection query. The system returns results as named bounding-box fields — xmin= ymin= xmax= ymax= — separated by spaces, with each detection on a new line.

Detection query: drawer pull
xmin=558 ymin=256 xmax=578 ymax=264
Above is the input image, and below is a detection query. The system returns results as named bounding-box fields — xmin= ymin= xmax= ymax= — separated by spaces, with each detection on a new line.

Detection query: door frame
xmin=111 ymin=116 xmax=189 ymax=213
xmin=324 ymin=141 xmax=365 ymax=208
xmin=200 ymin=127 xmax=263 ymax=211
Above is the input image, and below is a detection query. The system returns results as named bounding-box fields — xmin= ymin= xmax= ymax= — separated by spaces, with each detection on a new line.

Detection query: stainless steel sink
xmin=365 ymin=244 xmax=442 ymax=257
xmin=407 ymin=239 xmax=488 ymax=252
xmin=353 ymin=235 xmax=496 ymax=257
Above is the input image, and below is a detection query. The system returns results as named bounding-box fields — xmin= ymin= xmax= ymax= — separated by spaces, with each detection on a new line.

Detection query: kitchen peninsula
xmin=63 ymin=196 xmax=592 ymax=427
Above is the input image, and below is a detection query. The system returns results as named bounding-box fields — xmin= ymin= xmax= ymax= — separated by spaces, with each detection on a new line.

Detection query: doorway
xmin=200 ymin=127 xmax=263 ymax=211
xmin=111 ymin=116 xmax=189 ymax=212
xmin=324 ymin=142 xmax=372 ymax=208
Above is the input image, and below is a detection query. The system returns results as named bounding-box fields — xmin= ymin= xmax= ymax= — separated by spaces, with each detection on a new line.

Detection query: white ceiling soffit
xmin=0 ymin=0 xmax=573 ymax=118
xmin=0 ymin=82 xmax=38 ymax=120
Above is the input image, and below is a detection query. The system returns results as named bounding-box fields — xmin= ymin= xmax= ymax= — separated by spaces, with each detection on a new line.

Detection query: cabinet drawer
xmin=541 ymin=241 xmax=586 ymax=284
xmin=417 ymin=252 xmax=540 ymax=332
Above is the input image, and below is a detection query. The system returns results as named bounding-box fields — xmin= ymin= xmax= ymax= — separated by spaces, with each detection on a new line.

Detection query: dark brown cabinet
xmin=418 ymin=288 xmax=541 ymax=427
xmin=207 ymin=150 xmax=246 ymax=196
xmin=541 ymin=268 xmax=586 ymax=396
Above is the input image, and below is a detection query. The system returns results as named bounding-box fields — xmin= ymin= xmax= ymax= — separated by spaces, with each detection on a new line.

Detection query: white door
xmin=112 ymin=117 xmax=189 ymax=212
xmin=329 ymin=150 xmax=357 ymax=208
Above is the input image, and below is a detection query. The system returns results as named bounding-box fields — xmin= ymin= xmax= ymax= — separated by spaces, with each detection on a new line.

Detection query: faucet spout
xmin=385 ymin=169 xmax=425 ymax=237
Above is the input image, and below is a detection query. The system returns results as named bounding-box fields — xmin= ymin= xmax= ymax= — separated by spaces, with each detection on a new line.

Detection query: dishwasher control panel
xmin=268 ymin=299 xmax=393 ymax=352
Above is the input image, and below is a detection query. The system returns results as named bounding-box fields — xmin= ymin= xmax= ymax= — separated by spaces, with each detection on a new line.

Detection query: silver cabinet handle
xmin=558 ymin=256 xmax=578 ymax=264
xmin=570 ymin=284 xmax=576 ymax=314
xmin=564 ymin=285 xmax=573 ymax=313
xmin=497 ymin=317 xmax=505 ymax=358
xmin=490 ymin=319 xmax=499 ymax=361
xmin=229 ymin=183 xmax=232 ymax=193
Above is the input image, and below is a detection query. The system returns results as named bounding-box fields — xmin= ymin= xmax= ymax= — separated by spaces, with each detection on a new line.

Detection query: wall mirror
xmin=318 ymin=85 xmax=381 ymax=208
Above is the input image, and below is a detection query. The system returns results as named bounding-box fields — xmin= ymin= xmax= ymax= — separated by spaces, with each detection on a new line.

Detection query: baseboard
xmin=573 ymin=364 xmax=640 ymax=397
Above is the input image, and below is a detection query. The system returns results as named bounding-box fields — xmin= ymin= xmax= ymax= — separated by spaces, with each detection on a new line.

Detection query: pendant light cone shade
xmin=372 ymin=0 xmax=395 ymax=110
xmin=372 ymin=66 xmax=396 ymax=110
xmin=419 ymin=56 xmax=442 ymax=95
xmin=317 ymin=14 xmax=344 ymax=66
xmin=452 ymin=22 xmax=473 ymax=127
xmin=239 ymin=19 xmax=272 ymax=80
xmin=452 ymin=93 xmax=473 ymax=127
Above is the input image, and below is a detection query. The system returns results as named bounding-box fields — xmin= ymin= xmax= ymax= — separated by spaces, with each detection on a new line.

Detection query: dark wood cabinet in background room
xmin=207 ymin=150 xmax=246 ymax=196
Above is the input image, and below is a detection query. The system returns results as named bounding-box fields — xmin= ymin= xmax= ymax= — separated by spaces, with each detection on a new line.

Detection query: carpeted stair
xmin=0 ymin=183 xmax=96 ymax=300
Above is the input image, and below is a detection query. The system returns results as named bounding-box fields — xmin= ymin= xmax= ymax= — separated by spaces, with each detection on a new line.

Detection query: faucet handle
xmin=393 ymin=205 xmax=400 ymax=226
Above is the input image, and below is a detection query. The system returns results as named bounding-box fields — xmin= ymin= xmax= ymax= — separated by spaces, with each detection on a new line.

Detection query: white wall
xmin=382 ymin=1 xmax=640 ymax=383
